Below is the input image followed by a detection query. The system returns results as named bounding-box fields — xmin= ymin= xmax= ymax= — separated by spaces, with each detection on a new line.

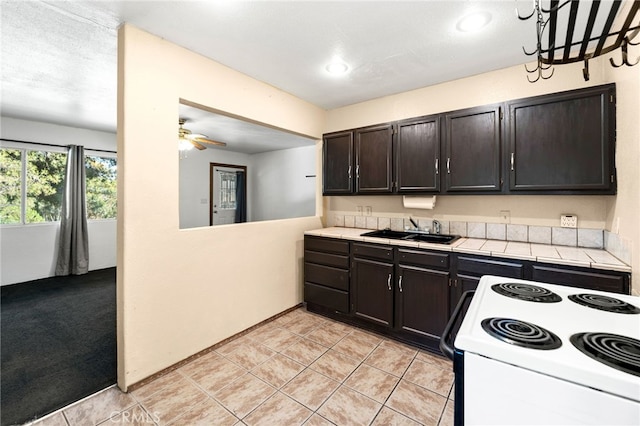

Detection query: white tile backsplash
xmin=467 ymin=222 xmax=486 ymax=239
xmin=528 ymin=226 xmax=551 ymax=245
xmin=378 ymin=217 xmax=391 ymax=230
xmin=506 ymin=224 xmax=528 ymax=242
xmin=552 ymin=227 xmax=577 ymax=246
xmin=578 ymin=228 xmax=603 ymax=249
xmin=390 ymin=218 xmax=404 ymax=232
xmin=334 ymin=214 xmax=611 ymax=253
xmin=344 ymin=215 xmax=355 ymax=228
xmin=366 ymin=216 xmax=378 ymax=230
xmin=450 ymin=221 xmax=467 ymax=237
xmin=486 ymin=223 xmax=506 ymax=241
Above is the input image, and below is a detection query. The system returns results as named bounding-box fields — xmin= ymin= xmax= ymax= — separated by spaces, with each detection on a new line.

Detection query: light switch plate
xmin=561 ymin=214 xmax=577 ymax=228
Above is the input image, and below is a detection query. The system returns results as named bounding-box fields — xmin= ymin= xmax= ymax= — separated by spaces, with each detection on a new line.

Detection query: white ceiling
xmin=1 ymin=1 xmax=634 ymax=153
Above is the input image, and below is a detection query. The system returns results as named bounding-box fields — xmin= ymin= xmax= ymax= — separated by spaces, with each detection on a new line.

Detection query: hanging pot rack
xmin=519 ymin=0 xmax=640 ymax=82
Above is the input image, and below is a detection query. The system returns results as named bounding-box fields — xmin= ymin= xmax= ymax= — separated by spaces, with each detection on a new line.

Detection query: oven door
xmin=439 ymin=290 xmax=474 ymax=426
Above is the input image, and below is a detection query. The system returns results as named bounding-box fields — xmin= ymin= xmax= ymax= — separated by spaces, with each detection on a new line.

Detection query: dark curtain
xmin=234 ymin=171 xmax=247 ymax=223
xmin=55 ymin=145 xmax=89 ymax=276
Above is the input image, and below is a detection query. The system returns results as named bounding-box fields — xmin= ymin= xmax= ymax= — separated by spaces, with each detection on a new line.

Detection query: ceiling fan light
xmin=178 ymin=138 xmax=194 ymax=151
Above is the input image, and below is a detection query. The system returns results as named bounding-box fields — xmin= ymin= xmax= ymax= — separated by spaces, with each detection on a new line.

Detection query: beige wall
xmin=324 ymin=55 xmax=639 ymax=293
xmin=117 ymin=25 xmax=324 ymax=389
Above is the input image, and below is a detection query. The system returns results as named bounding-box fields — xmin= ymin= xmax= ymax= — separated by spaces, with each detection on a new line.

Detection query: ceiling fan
xmin=178 ymin=118 xmax=227 ymax=150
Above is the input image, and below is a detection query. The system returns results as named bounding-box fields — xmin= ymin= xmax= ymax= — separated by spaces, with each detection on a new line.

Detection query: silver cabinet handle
xmin=446 ymin=158 xmax=451 ymax=174
xmin=510 ymin=153 xmax=515 ymax=171
xmin=435 ymin=158 xmax=439 ymax=175
xmin=387 ymin=273 xmax=392 ymax=291
xmin=348 ymin=165 xmax=352 ymax=179
xmin=399 ymin=276 xmax=403 ymax=292
xmin=356 ymin=164 xmax=360 ymax=178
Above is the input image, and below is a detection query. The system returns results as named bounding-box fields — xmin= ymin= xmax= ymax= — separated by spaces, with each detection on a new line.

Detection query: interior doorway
xmin=210 ymin=163 xmax=247 ymax=226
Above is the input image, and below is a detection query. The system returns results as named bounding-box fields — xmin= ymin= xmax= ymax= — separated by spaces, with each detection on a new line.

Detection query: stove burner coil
xmin=571 ymin=333 xmax=640 ymax=377
xmin=491 ymin=283 xmax=562 ymax=303
xmin=568 ymin=294 xmax=640 ymax=314
xmin=481 ymin=317 xmax=562 ymax=350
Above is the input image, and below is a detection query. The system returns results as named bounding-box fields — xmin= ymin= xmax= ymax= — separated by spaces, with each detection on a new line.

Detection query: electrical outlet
xmin=561 ymin=214 xmax=577 ymax=228
xmin=365 ymin=206 xmax=372 ymax=216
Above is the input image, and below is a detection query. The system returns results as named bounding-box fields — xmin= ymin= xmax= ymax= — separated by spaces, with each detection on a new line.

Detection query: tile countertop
xmin=305 ymin=227 xmax=631 ymax=273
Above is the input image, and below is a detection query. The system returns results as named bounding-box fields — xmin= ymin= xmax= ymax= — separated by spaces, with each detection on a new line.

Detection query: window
xmin=219 ymin=171 xmax=237 ymax=210
xmin=0 ymin=147 xmax=117 ymax=224
xmin=25 ymin=150 xmax=67 ymax=223
xmin=0 ymin=148 xmax=22 ymax=224
xmin=85 ymin=155 xmax=117 ymax=219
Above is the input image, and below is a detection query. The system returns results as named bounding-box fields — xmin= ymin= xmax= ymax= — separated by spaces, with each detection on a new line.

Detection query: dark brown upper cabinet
xmin=395 ymin=115 xmax=440 ymax=193
xmin=355 ymin=124 xmax=394 ymax=193
xmin=322 ymin=131 xmax=353 ymax=194
xmin=507 ymin=84 xmax=616 ymax=194
xmin=443 ymin=104 xmax=503 ymax=193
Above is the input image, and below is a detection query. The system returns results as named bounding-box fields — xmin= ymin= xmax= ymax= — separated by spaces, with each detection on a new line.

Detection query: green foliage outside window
xmin=0 ymin=149 xmax=22 ymax=224
xmin=26 ymin=150 xmax=66 ymax=223
xmin=86 ymin=156 xmax=117 ymax=219
xmin=0 ymin=148 xmax=117 ymax=224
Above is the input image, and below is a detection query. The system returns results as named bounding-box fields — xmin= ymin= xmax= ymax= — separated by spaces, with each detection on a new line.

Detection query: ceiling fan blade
xmin=190 ymin=140 xmax=206 ymax=150
xmin=193 ymin=137 xmax=227 ymax=147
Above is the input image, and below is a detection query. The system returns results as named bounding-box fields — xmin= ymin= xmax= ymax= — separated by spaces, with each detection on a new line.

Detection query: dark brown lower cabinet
xmin=351 ymin=257 xmax=394 ymax=327
xmin=395 ymin=265 xmax=450 ymax=339
xmin=303 ymin=236 xmax=350 ymax=313
xmin=305 ymin=236 xmax=631 ymax=354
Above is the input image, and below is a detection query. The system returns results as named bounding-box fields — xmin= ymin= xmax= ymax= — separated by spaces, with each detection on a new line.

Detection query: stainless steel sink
xmin=360 ymin=229 xmax=460 ymax=244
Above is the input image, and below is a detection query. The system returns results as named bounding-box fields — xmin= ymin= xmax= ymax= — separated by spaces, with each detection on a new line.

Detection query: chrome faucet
xmin=432 ymin=220 xmax=441 ymax=234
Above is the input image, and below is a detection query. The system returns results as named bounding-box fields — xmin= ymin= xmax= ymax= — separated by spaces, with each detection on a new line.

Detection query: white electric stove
xmin=442 ymin=275 xmax=640 ymax=425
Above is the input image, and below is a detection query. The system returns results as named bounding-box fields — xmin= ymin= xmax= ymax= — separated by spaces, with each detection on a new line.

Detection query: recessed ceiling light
xmin=457 ymin=11 xmax=491 ymax=32
xmin=325 ymin=61 xmax=349 ymax=75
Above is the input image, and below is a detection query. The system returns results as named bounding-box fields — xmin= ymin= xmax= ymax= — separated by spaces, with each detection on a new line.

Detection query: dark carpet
xmin=1 ymin=268 xmax=116 ymax=426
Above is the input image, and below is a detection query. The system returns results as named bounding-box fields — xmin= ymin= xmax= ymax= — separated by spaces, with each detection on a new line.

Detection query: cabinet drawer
xmin=398 ymin=249 xmax=450 ymax=269
xmin=352 ymin=243 xmax=393 ymax=261
xmin=531 ymin=265 xmax=627 ymax=294
xmin=304 ymin=236 xmax=349 ymax=255
xmin=304 ymin=262 xmax=349 ymax=291
xmin=304 ymin=282 xmax=349 ymax=313
xmin=305 ymin=250 xmax=349 ymax=269
xmin=457 ymin=255 xmax=524 ymax=278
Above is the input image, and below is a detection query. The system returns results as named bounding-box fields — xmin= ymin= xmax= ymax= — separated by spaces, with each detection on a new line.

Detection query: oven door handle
xmin=439 ymin=290 xmax=475 ymax=361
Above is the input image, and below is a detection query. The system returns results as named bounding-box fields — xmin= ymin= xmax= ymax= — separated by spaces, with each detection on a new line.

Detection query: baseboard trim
xmin=126 ymin=303 xmax=303 ymax=393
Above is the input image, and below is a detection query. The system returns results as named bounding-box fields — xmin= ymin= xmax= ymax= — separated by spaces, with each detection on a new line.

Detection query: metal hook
xmin=516 ymin=0 xmax=536 ymax=21
xmin=610 ymin=37 xmax=640 ymax=68
xmin=583 ymin=58 xmax=590 ymax=81
xmin=525 ymin=62 xmax=554 ymax=83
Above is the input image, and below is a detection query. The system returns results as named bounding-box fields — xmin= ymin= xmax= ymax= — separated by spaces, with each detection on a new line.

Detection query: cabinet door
xmin=352 ymin=258 xmax=394 ymax=327
xmin=396 ymin=265 xmax=450 ymax=339
xmin=355 ymin=124 xmax=394 ymax=193
xmin=323 ymin=131 xmax=353 ymax=194
xmin=444 ymin=105 xmax=502 ymax=192
xmin=508 ymin=84 xmax=615 ymax=193
xmin=396 ymin=115 xmax=440 ymax=192
xmin=450 ymin=274 xmax=480 ymax=314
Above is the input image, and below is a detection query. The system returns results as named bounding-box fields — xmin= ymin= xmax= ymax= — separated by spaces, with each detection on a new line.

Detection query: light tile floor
xmin=27 ymin=308 xmax=454 ymax=426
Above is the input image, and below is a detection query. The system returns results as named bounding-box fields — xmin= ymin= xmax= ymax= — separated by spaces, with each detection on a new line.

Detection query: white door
xmin=212 ymin=166 xmax=241 ymax=225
